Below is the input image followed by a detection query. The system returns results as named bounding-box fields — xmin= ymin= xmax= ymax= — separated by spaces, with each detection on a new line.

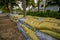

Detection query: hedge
xmin=27 ymin=11 xmax=60 ymax=19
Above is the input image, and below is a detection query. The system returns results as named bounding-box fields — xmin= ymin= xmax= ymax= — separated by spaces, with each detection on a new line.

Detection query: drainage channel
xmin=17 ymin=18 xmax=57 ymax=40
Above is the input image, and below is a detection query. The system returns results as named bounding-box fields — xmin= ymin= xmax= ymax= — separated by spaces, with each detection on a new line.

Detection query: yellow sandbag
xmin=40 ymin=30 xmax=60 ymax=40
xmin=21 ymin=25 xmax=39 ymax=40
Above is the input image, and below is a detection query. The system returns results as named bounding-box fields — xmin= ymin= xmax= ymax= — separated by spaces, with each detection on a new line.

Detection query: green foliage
xmin=53 ymin=0 xmax=60 ymax=5
xmin=2 ymin=7 xmax=10 ymax=13
xmin=27 ymin=11 xmax=60 ymax=19
xmin=0 ymin=0 xmax=16 ymax=7
xmin=26 ymin=0 xmax=35 ymax=7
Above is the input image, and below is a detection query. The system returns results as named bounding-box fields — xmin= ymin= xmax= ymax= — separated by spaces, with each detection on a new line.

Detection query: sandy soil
xmin=0 ymin=15 xmax=26 ymax=40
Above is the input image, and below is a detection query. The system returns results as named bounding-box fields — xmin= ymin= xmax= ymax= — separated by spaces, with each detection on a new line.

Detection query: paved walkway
xmin=0 ymin=15 xmax=26 ymax=40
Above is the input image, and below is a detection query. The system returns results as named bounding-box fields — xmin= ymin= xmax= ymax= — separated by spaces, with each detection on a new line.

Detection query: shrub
xmin=27 ymin=11 xmax=60 ymax=19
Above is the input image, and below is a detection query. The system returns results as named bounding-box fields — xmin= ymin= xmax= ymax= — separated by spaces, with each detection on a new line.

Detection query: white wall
xmin=46 ymin=5 xmax=59 ymax=11
xmin=34 ymin=0 xmax=38 ymax=4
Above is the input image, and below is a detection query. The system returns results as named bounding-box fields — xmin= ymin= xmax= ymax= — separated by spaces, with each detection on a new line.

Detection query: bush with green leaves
xmin=27 ymin=11 xmax=60 ymax=19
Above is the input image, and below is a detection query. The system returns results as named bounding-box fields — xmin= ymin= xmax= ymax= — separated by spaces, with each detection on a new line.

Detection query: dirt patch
xmin=0 ymin=15 xmax=26 ymax=40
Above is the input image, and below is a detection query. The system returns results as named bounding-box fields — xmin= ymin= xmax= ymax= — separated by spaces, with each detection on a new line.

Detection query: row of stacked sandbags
xmin=23 ymin=16 xmax=60 ymax=40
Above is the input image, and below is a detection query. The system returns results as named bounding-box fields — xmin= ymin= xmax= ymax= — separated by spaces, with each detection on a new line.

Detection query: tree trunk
xmin=22 ymin=0 xmax=26 ymax=17
xmin=8 ymin=0 xmax=13 ymax=14
xmin=8 ymin=3 xmax=11 ymax=13
xmin=59 ymin=6 xmax=60 ymax=12
xmin=38 ymin=0 xmax=40 ymax=12
xmin=43 ymin=0 xmax=46 ymax=13
xmin=29 ymin=6 xmax=30 ymax=12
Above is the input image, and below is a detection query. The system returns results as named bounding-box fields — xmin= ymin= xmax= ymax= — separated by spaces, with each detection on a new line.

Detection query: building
xmin=39 ymin=0 xmax=47 ymax=11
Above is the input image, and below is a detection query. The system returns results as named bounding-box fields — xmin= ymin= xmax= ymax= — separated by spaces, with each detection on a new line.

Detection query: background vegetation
xmin=27 ymin=11 xmax=60 ymax=19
